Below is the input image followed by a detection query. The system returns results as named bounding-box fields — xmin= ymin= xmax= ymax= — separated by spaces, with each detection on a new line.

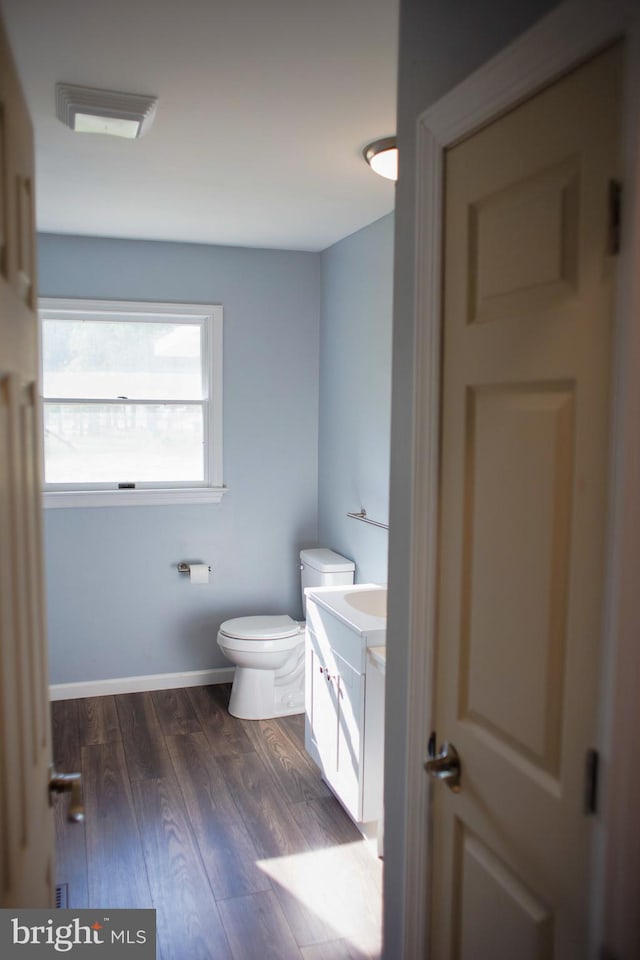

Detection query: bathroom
xmin=40 ymin=219 xmax=393 ymax=958
xmin=37 ymin=204 xmax=394 ymax=960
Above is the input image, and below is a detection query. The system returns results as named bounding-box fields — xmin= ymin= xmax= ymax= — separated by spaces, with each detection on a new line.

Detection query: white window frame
xmin=40 ymin=298 xmax=225 ymax=508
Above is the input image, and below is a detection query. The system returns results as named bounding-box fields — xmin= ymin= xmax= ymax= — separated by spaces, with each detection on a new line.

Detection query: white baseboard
xmin=49 ymin=666 xmax=236 ymax=701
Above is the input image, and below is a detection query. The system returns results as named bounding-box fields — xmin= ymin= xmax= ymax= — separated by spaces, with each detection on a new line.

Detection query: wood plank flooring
xmin=51 ymin=684 xmax=382 ymax=960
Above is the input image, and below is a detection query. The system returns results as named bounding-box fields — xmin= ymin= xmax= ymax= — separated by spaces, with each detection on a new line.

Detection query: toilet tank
xmin=300 ymin=548 xmax=355 ymax=617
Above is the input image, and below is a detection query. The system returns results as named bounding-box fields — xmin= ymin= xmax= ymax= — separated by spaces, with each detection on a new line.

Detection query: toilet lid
xmin=220 ymin=614 xmax=300 ymax=640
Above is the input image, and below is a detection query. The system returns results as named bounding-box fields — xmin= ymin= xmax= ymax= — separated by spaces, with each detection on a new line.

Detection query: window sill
xmin=42 ymin=487 xmax=228 ymax=509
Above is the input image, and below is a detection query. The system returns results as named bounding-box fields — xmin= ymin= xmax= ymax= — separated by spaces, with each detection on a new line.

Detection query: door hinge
xmin=584 ymin=748 xmax=599 ymax=815
xmin=608 ymin=179 xmax=622 ymax=255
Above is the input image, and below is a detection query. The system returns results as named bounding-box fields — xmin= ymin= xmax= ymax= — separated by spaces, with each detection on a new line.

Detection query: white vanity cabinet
xmin=304 ymin=586 xmax=386 ymax=830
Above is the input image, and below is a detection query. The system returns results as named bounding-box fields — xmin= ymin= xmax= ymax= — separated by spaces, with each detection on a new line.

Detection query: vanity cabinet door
xmin=306 ymin=642 xmax=338 ymax=778
xmin=333 ymin=651 xmax=365 ymax=821
xmin=305 ymin=597 xmax=374 ymax=824
xmin=363 ymin=652 xmax=385 ymax=827
xmin=305 ymin=628 xmax=366 ymax=822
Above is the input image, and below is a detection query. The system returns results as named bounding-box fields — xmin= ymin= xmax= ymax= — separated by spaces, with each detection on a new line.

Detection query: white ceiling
xmin=0 ymin=0 xmax=398 ymax=252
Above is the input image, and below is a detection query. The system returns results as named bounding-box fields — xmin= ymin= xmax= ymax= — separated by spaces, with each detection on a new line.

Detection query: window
xmin=40 ymin=299 xmax=224 ymax=507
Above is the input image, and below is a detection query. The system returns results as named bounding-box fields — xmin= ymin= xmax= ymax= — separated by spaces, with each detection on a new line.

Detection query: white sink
xmin=305 ymin=584 xmax=387 ymax=640
xmin=343 ymin=588 xmax=387 ymax=619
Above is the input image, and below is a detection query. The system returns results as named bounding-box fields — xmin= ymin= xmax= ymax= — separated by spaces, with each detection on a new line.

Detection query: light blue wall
xmin=318 ymin=214 xmax=393 ymax=584
xmin=39 ymin=234 xmax=321 ymax=685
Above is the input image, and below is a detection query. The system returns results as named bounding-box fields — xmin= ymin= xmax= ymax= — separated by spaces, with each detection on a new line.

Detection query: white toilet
xmin=217 ymin=548 xmax=355 ymax=720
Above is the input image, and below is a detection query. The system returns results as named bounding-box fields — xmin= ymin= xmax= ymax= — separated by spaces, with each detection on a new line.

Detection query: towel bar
xmin=346 ymin=509 xmax=389 ymax=530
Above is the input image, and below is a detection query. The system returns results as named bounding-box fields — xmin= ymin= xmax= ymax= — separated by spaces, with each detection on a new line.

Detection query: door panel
xmin=457 ymin=827 xmax=554 ymax=960
xmin=460 ymin=382 xmax=574 ymax=774
xmin=0 ymin=14 xmax=54 ymax=907
xmin=431 ymin=44 xmax=621 ymax=958
xmin=15 ymin=172 xmax=34 ymax=307
xmin=468 ymin=157 xmax=579 ymax=324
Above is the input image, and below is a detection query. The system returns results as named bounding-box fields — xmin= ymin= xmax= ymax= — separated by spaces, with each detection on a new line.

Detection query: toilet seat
xmin=219 ymin=614 xmax=300 ymax=641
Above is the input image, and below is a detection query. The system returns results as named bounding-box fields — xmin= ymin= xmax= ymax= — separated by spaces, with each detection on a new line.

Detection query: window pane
xmin=44 ymin=404 xmax=204 ymax=483
xmin=42 ymin=319 xmax=203 ymax=400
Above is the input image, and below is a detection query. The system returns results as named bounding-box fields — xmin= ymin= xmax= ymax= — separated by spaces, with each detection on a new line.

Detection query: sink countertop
xmin=368 ymin=645 xmax=386 ymax=670
xmin=305 ymin=583 xmax=387 ymax=643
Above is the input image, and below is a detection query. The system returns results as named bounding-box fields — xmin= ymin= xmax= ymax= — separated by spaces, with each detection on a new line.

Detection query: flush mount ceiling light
xmin=362 ymin=136 xmax=398 ymax=181
xmin=55 ymin=83 xmax=158 ymax=139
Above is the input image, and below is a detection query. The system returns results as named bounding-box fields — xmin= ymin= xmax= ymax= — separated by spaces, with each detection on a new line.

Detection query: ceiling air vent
xmin=55 ymin=83 xmax=158 ymax=139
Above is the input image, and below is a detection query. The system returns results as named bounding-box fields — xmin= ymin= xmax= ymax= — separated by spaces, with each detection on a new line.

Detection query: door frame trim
xmin=406 ymin=1 xmax=640 ymax=956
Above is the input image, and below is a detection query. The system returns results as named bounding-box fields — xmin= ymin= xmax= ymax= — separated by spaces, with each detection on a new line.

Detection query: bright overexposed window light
xmin=39 ymin=298 xmax=224 ymax=500
xmin=363 ymin=136 xmax=398 ymax=181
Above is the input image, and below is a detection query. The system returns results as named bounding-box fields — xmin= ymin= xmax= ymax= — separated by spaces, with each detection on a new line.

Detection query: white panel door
xmin=429 ymin=44 xmax=621 ymax=959
xmin=0 ymin=14 xmax=55 ymax=907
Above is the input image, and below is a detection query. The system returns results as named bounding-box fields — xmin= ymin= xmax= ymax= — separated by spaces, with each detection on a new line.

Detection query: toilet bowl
xmin=217 ymin=548 xmax=355 ymax=720
xmin=217 ymin=615 xmax=305 ymax=720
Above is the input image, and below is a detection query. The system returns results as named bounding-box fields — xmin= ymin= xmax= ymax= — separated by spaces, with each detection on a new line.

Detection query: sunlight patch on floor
xmin=257 ymin=840 xmax=382 ymax=954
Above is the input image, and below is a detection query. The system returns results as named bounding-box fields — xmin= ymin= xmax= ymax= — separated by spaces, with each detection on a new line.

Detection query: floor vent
xmin=55 ymin=883 xmax=69 ymax=909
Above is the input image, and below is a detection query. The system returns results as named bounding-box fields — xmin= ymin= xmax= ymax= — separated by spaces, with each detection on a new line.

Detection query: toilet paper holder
xmin=177 ymin=562 xmax=212 ymax=574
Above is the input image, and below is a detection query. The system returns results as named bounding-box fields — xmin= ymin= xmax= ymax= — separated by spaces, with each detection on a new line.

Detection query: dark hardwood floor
xmin=51 ymin=684 xmax=382 ymax=960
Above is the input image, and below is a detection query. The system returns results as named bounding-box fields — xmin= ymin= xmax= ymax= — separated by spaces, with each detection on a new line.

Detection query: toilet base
xmin=228 ymin=657 xmax=305 ymax=721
